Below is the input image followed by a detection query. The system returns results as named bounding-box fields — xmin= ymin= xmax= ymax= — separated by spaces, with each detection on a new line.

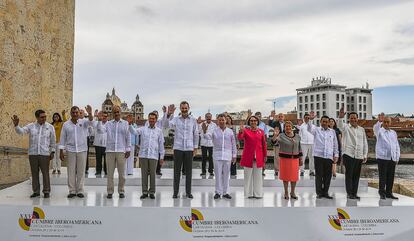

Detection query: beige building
xmin=101 ymin=88 xmax=144 ymax=120
xmin=0 ymin=0 xmax=75 ymax=185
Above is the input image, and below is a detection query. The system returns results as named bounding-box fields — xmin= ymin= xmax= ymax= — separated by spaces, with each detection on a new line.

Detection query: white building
xmin=296 ymin=77 xmax=373 ymax=124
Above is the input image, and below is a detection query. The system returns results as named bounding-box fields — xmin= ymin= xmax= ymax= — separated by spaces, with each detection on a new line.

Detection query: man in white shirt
xmin=202 ymin=114 xmax=237 ymax=200
xmin=269 ymin=112 xmax=285 ymax=176
xmin=307 ymin=113 xmax=339 ymax=199
xmin=337 ymin=108 xmax=368 ymax=200
xmin=96 ymin=105 xmax=131 ymax=199
xmin=199 ymin=112 xmax=217 ymax=176
xmin=59 ymin=106 xmax=94 ymax=198
xmin=128 ymin=112 xmax=165 ymax=199
xmin=12 ymin=110 xmax=56 ymax=198
xmin=164 ymin=101 xmax=199 ymax=199
xmin=93 ymin=111 xmax=108 ymax=176
xmin=373 ymin=114 xmax=400 ymax=200
xmin=299 ymin=113 xmax=315 ymax=176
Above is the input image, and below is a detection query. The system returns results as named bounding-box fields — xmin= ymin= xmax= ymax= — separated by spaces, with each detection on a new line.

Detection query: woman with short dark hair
xmin=238 ymin=116 xmax=267 ymax=198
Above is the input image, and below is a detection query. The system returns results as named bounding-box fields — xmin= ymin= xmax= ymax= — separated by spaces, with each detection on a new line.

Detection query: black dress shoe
xmin=324 ymin=194 xmax=333 ymax=199
xmin=386 ymin=194 xmax=399 ymax=200
xmin=95 ymin=172 xmax=101 ymax=176
xmin=309 ymin=172 xmax=315 ymax=176
xmin=172 ymin=194 xmax=178 ymax=199
xmin=119 ymin=193 xmax=125 ymax=199
xmin=77 ymin=193 xmax=84 ymax=198
xmin=316 ymin=194 xmax=323 ymax=199
xmin=44 ymin=193 xmax=50 ymax=198
xmin=355 ymin=195 xmax=361 ymax=200
xmin=214 ymin=193 xmax=221 ymax=199
xmin=30 ymin=193 xmax=40 ymax=198
xmin=156 ymin=172 xmax=162 ymax=176
xmin=186 ymin=193 xmax=193 ymax=199
xmin=209 ymin=172 xmax=214 ymax=176
xmin=300 ymin=171 xmax=304 ymax=176
xmin=140 ymin=194 xmax=148 ymax=199
xmin=275 ymin=171 xmax=278 ymax=176
xmin=380 ymin=194 xmax=386 ymax=200
xmin=107 ymin=194 xmax=113 ymax=199
xmin=67 ymin=193 xmax=76 ymax=198
xmin=200 ymin=173 xmax=206 ymax=176
xmin=223 ymin=194 xmax=232 ymax=199
xmin=347 ymin=194 xmax=355 ymax=199
xmin=149 ymin=194 xmax=155 ymax=199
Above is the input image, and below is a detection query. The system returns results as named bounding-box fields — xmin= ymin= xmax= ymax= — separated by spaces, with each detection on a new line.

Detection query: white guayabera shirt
xmin=15 ymin=122 xmax=56 ymax=156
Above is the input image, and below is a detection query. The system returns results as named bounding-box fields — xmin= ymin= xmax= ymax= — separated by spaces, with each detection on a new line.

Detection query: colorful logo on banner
xmin=328 ymin=208 xmax=350 ymax=230
xmin=18 ymin=207 xmax=45 ymax=231
xmin=179 ymin=208 xmax=204 ymax=232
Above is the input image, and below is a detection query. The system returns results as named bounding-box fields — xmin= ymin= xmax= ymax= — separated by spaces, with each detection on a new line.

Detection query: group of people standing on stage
xmin=12 ymin=101 xmax=401 ymax=201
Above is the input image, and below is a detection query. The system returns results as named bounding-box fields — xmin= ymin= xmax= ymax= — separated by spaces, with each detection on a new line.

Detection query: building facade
xmin=101 ymin=88 xmax=144 ymax=120
xmin=296 ymin=77 xmax=373 ymax=124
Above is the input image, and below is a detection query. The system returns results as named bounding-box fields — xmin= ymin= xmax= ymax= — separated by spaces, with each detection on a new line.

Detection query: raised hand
xmin=239 ymin=121 xmax=245 ymax=133
xmin=309 ymin=111 xmax=316 ymax=120
xmin=11 ymin=115 xmax=19 ymax=127
xmin=162 ymin=105 xmax=167 ymax=113
xmin=378 ymin=113 xmax=385 ymax=122
xmin=274 ymin=127 xmax=280 ymax=136
xmin=339 ymin=108 xmax=346 ymax=119
xmin=197 ymin=116 xmax=202 ymax=124
xmin=85 ymin=105 xmax=92 ymax=115
xmin=62 ymin=109 xmax=66 ymax=115
xmin=94 ymin=109 xmax=99 ymax=117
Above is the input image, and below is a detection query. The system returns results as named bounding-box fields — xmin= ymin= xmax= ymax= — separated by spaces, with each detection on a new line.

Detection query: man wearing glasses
xmin=12 ymin=110 xmax=56 ymax=198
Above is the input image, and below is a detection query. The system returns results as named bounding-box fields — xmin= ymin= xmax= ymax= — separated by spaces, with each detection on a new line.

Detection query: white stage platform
xmin=48 ymin=167 xmax=369 ymax=188
xmin=2 ymin=168 xmax=414 ymax=241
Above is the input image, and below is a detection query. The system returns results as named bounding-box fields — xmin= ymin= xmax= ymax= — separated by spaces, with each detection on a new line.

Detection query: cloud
xmin=73 ymin=0 xmax=414 ymax=117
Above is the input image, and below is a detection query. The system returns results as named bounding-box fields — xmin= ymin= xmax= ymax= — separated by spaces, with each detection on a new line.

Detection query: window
xmin=316 ymin=103 xmax=320 ymax=109
xmin=322 ymin=102 xmax=326 ymax=109
xmin=359 ymin=104 xmax=362 ymax=110
xmin=341 ymin=103 xmax=345 ymax=108
xmin=316 ymin=94 xmax=320 ymax=101
xmin=363 ymin=105 xmax=366 ymax=111
xmin=322 ymin=94 xmax=326 ymax=101
xmin=299 ymin=96 xmax=303 ymax=103
xmin=311 ymin=103 xmax=314 ymax=110
xmin=347 ymin=96 xmax=350 ymax=102
xmin=359 ymin=96 xmax=362 ymax=103
xmin=317 ymin=111 xmax=320 ymax=117
xmin=351 ymin=105 xmax=354 ymax=111
xmin=359 ymin=112 xmax=362 ymax=117
xmin=364 ymin=113 xmax=367 ymax=119
xmin=341 ymin=94 xmax=345 ymax=101
xmin=299 ymin=113 xmax=302 ymax=119
xmin=351 ymin=96 xmax=354 ymax=102
xmin=305 ymin=104 xmax=308 ymax=111
xmin=311 ymin=95 xmax=314 ymax=102
xmin=336 ymin=111 xmax=339 ymax=118
xmin=363 ymin=96 xmax=367 ymax=103
xmin=336 ymin=94 xmax=340 ymax=101
xmin=305 ymin=96 xmax=308 ymax=102
xmin=347 ymin=105 xmax=350 ymax=110
xmin=323 ymin=111 xmax=326 ymax=116
xmin=336 ymin=102 xmax=340 ymax=109
xmin=299 ymin=105 xmax=302 ymax=111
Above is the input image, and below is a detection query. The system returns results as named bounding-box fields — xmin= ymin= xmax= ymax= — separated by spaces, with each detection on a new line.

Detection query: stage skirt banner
xmin=1 ymin=205 xmax=413 ymax=241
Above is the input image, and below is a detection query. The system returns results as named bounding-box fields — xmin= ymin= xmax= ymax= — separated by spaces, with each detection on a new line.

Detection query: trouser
xmin=274 ymin=145 xmax=280 ymax=172
xmin=214 ymin=160 xmax=231 ymax=195
xmin=201 ymin=146 xmax=214 ymax=174
xmin=29 ymin=155 xmax=50 ymax=194
xmin=52 ymin=144 xmax=61 ymax=171
xmin=85 ymin=137 xmax=91 ymax=172
xmin=173 ymin=150 xmax=193 ymax=195
xmin=244 ymin=161 xmax=263 ymax=197
xmin=230 ymin=162 xmax=237 ymax=176
xmin=140 ymin=158 xmax=157 ymax=194
xmin=377 ymin=159 xmax=396 ymax=196
xmin=300 ymin=144 xmax=315 ymax=172
xmin=126 ymin=146 xmax=135 ymax=175
xmin=106 ymin=152 xmax=126 ymax=194
xmin=67 ymin=151 xmax=87 ymax=194
xmin=95 ymin=146 xmax=107 ymax=174
xmin=156 ymin=153 xmax=162 ymax=173
xmin=343 ymin=154 xmax=363 ymax=196
xmin=314 ymin=156 xmax=333 ymax=196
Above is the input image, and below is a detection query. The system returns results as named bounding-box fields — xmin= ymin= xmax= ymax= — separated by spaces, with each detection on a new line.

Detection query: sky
xmin=73 ymin=0 xmax=414 ymax=117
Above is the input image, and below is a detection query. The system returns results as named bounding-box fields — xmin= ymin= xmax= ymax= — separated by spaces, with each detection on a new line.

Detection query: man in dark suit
xmin=269 ymin=112 xmax=285 ymax=176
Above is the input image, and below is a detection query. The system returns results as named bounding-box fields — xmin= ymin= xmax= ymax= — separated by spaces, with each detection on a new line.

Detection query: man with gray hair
xmin=373 ymin=113 xmax=400 ymax=200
